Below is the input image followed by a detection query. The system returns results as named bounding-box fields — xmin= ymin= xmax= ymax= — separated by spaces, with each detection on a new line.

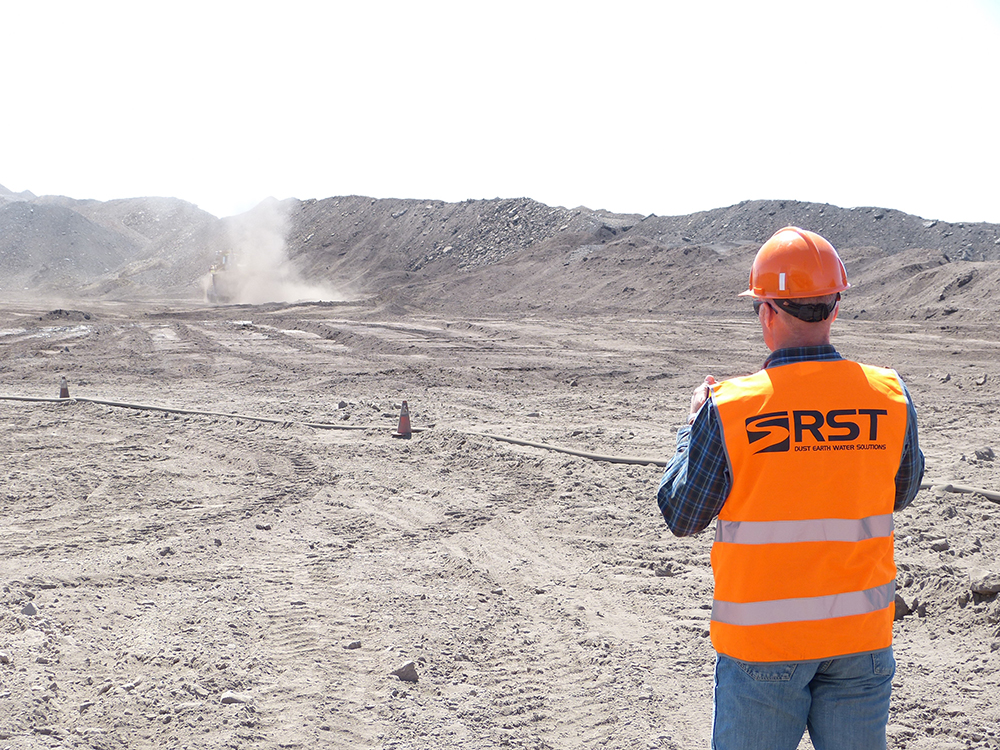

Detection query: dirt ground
xmin=1 ymin=298 xmax=999 ymax=749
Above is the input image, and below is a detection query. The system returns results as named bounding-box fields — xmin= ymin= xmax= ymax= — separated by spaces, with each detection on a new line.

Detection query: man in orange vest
xmin=657 ymin=227 xmax=924 ymax=749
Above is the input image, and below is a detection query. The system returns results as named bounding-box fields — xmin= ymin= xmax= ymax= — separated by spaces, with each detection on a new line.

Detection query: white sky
xmin=2 ymin=0 xmax=999 ymax=222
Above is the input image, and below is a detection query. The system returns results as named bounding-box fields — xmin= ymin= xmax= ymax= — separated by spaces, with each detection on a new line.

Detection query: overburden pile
xmin=2 ymin=182 xmax=999 ymax=321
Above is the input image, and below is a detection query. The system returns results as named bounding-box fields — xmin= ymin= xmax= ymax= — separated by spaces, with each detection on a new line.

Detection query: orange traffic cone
xmin=59 ymin=377 xmax=70 ymax=399
xmin=392 ymin=401 xmax=411 ymax=439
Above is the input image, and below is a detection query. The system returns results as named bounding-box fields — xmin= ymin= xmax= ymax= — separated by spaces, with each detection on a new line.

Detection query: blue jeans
xmin=712 ymin=647 xmax=895 ymax=750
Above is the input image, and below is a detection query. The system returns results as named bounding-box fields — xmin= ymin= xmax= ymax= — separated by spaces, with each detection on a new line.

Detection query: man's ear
xmin=760 ymin=300 xmax=775 ymax=326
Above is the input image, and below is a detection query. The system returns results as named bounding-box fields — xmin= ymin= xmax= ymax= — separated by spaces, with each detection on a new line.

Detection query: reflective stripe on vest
xmin=712 ymin=580 xmax=895 ymax=627
xmin=715 ymin=514 xmax=894 ymax=545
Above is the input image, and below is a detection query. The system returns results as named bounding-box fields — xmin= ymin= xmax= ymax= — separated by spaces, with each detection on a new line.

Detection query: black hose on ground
xmin=4 ymin=395 xmax=998 ymax=499
xmin=0 ymin=394 xmax=422 ymax=432
xmin=467 ymin=431 xmax=665 ymax=466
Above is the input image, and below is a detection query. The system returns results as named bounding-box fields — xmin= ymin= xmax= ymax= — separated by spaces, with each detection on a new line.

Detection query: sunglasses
xmin=752 ymin=299 xmax=773 ymax=316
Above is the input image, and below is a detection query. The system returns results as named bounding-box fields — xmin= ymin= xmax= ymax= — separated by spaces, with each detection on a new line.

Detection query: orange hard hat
xmin=739 ymin=226 xmax=849 ymax=299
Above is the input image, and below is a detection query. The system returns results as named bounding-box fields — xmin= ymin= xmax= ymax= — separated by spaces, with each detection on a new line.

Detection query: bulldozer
xmin=206 ymin=250 xmax=242 ymax=304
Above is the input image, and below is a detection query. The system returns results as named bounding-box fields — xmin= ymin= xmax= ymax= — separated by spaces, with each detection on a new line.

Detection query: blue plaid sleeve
xmin=657 ymin=399 xmax=731 ymax=537
xmin=894 ymin=380 xmax=924 ymax=511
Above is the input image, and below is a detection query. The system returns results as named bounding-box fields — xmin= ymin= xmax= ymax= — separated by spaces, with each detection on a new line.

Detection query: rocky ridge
xmin=2 ymin=184 xmax=1000 ymax=322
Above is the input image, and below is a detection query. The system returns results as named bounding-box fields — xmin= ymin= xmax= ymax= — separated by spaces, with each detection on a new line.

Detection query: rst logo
xmin=746 ymin=409 xmax=888 ymax=454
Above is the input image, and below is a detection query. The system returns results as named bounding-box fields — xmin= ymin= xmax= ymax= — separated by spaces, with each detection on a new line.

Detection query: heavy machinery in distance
xmin=206 ymin=250 xmax=243 ymax=304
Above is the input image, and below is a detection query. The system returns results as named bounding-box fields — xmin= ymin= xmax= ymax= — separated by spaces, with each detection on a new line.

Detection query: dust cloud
xmin=210 ymin=198 xmax=343 ymax=304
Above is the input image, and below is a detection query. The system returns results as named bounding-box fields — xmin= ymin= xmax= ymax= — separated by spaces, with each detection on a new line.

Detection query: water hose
xmin=919 ymin=482 xmax=1000 ymax=504
xmin=3 ymin=396 xmax=998 ymax=498
xmin=1 ymin=394 xmax=658 ymax=463
xmin=0 ymin=395 xmax=425 ymax=432
xmin=467 ymin=431 xmax=664 ymax=466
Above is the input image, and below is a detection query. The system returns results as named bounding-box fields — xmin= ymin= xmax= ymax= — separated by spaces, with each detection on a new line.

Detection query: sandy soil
xmin=1 ymin=299 xmax=999 ymax=749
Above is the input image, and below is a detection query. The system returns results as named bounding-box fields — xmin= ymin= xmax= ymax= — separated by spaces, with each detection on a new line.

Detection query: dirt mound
xmin=0 ymin=183 xmax=36 ymax=201
xmin=0 ymin=194 xmax=222 ymax=300
xmin=41 ymin=308 xmax=93 ymax=322
xmin=3 ymin=189 xmax=1000 ymax=323
xmin=0 ymin=201 xmax=139 ymax=288
xmin=282 ymin=196 xmax=1000 ymax=322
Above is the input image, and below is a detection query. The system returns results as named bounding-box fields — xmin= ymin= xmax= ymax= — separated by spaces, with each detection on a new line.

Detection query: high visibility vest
xmin=710 ymin=359 xmax=909 ymax=663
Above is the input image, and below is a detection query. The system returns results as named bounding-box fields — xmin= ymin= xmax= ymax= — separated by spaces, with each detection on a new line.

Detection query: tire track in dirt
xmin=145 ymin=319 xmax=218 ymax=379
xmin=417 ymin=452 xmax=715 ymax=749
xmin=292 ymin=430 xmax=681 ymax=748
xmin=246 ymin=553 xmax=382 ymax=749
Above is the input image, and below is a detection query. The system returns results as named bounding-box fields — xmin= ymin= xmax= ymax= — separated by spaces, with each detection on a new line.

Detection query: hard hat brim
xmin=739 ymin=282 xmax=851 ymax=299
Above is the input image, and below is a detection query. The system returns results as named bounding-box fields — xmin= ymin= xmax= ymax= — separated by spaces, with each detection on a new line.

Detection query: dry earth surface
xmin=0 ymin=296 xmax=999 ymax=750
xmin=2 ymin=186 xmax=1000 ymax=749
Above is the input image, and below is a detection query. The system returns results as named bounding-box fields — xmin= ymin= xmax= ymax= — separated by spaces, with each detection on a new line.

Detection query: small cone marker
xmin=392 ymin=401 xmax=411 ymax=439
xmin=59 ymin=377 xmax=70 ymax=399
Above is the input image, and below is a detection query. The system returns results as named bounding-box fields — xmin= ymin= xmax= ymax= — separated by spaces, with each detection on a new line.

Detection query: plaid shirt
xmin=657 ymin=345 xmax=925 ymax=537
